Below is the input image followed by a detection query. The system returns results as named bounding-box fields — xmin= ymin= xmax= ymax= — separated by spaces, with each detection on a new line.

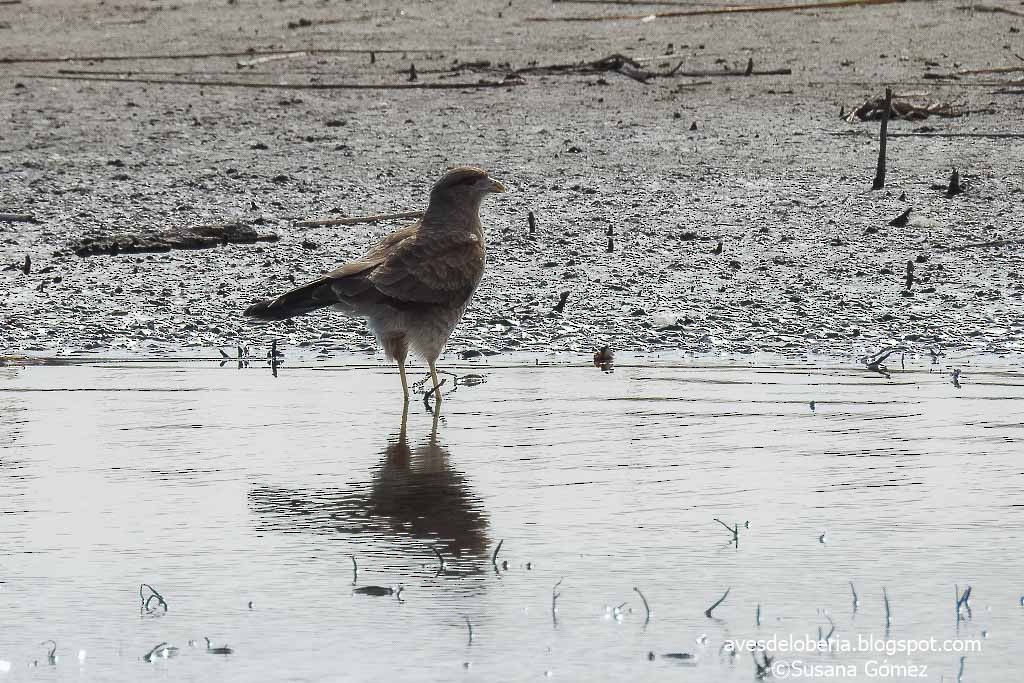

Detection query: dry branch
xmin=0 ymin=212 xmax=37 ymax=223
xmin=20 ymin=73 xmax=522 ymax=90
xmin=237 ymin=51 xmax=306 ymax=69
xmin=0 ymin=47 xmax=443 ymax=65
xmin=514 ymin=53 xmax=789 ymax=80
xmin=964 ymin=3 xmax=1024 ymax=18
xmin=888 ymin=132 xmax=1024 ymax=139
xmin=553 ymin=0 xmax=714 ymax=5
xmin=295 ymin=211 xmax=424 ymax=228
xmin=530 ymin=0 xmax=903 ymax=22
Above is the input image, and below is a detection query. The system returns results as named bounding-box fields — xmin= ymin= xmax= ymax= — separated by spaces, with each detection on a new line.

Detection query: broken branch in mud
xmin=887 ymin=132 xmax=1024 ymax=139
xmin=295 ymin=210 xmax=423 ymax=228
xmin=74 ymin=221 xmax=278 ymax=256
xmin=513 ymin=54 xmax=790 ymax=81
xmin=846 ymin=94 xmax=973 ymax=122
xmin=962 ymin=3 xmax=1024 ymax=18
xmin=236 ymin=51 xmax=306 ymax=69
xmin=0 ymin=47 xmax=441 ymax=64
xmin=0 ymin=212 xmax=37 ymax=223
xmin=530 ymin=0 xmax=903 ymax=22
xmin=21 ymin=73 xmax=523 ymax=90
xmin=872 ymin=87 xmax=893 ymax=190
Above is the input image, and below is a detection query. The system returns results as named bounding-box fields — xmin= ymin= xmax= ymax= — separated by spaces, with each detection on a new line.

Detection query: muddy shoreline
xmin=1 ymin=0 xmax=1022 ymax=360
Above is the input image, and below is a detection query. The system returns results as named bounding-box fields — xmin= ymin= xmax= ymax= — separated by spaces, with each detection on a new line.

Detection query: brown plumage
xmin=244 ymin=167 xmax=506 ymax=401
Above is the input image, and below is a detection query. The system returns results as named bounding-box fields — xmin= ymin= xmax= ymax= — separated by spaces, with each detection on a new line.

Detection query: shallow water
xmin=0 ymin=355 xmax=1021 ymax=681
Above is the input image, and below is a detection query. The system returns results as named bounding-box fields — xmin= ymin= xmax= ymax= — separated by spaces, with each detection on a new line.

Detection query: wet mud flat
xmin=1 ymin=0 xmax=1024 ymax=359
xmin=0 ymin=355 xmax=1022 ymax=681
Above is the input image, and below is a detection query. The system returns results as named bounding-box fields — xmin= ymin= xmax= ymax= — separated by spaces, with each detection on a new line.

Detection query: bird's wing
xmin=245 ymin=223 xmax=419 ymax=320
xmin=326 ymin=222 xmax=420 ymax=283
xmin=366 ymin=231 xmax=486 ymax=306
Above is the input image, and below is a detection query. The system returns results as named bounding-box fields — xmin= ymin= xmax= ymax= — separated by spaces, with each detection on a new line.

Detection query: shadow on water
xmin=248 ymin=403 xmax=490 ymax=575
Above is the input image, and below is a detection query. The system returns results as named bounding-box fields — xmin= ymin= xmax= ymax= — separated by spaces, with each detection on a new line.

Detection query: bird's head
xmin=428 ymin=167 xmax=506 ymax=210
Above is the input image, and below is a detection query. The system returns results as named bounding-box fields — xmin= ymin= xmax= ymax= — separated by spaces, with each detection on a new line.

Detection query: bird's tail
xmin=244 ymin=277 xmax=339 ymax=321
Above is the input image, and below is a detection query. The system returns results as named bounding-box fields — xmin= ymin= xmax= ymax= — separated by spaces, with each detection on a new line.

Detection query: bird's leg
xmin=429 ymin=360 xmax=443 ymax=403
xmin=399 ymin=356 xmax=410 ymax=403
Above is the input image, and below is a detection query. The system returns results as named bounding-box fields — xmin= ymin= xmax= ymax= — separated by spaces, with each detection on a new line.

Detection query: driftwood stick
xmin=0 ymin=213 xmax=36 ymax=223
xmin=888 ymin=132 xmax=1024 ymax=139
xmin=295 ymin=210 xmax=424 ymax=228
xmin=19 ymin=73 xmax=522 ymax=90
xmin=967 ymin=3 xmax=1024 ymax=18
xmin=530 ymin=0 xmax=903 ymax=22
xmin=0 ymin=47 xmax=442 ymax=64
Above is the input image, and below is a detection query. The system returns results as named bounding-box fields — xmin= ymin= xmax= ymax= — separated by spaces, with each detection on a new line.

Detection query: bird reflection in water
xmin=248 ymin=404 xmax=489 ymax=575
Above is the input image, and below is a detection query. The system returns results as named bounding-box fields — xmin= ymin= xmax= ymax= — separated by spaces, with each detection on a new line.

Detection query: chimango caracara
xmin=244 ymin=167 xmax=506 ymax=402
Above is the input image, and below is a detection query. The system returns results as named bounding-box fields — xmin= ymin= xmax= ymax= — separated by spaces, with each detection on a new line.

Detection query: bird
xmin=244 ymin=167 xmax=506 ymax=402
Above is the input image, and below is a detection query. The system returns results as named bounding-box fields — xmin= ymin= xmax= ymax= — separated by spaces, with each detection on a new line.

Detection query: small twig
xmin=528 ymin=211 xmax=536 ymax=234
xmin=705 ymin=587 xmax=731 ymax=619
xmin=139 ymin=583 xmax=168 ymax=613
xmin=756 ymin=603 xmax=761 ymax=626
xmin=552 ymin=578 xmax=564 ymax=625
xmin=530 ymin=0 xmax=904 ymax=22
xmin=295 ymin=210 xmax=424 ymax=228
xmin=430 ymin=544 xmax=446 ymax=575
xmin=237 ymin=51 xmax=306 ymax=69
xmin=464 ymin=616 xmax=474 ymax=645
xmin=491 ymin=538 xmax=504 ymax=572
xmin=350 ymin=554 xmax=358 ymax=585
xmin=883 ymin=586 xmax=892 ymax=626
xmin=41 ymin=640 xmax=57 ymax=665
xmin=872 ymin=87 xmax=893 ymax=190
xmin=850 ymin=581 xmax=859 ymax=611
xmin=824 ymin=614 xmax=836 ymax=642
xmin=713 ymin=518 xmax=740 ymax=546
xmin=634 ymin=587 xmax=651 ymax=625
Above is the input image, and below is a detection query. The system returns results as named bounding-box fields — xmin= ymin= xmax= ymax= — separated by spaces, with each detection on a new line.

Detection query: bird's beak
xmin=488 ymin=178 xmax=507 ymax=193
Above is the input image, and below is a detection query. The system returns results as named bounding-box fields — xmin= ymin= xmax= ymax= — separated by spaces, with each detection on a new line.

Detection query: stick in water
xmin=491 ymin=539 xmax=504 ymax=573
xmin=634 ymin=587 xmax=652 ymax=625
xmin=705 ymin=587 xmax=731 ymax=618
